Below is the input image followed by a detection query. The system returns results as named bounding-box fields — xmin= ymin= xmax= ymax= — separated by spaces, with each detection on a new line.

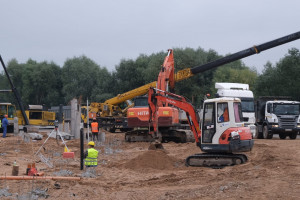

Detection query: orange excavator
xmin=126 ymin=49 xmax=194 ymax=143
xmin=148 ymin=87 xmax=254 ymax=167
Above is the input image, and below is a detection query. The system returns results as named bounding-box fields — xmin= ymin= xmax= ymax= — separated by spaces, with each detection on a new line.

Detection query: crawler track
xmin=186 ymin=153 xmax=248 ymax=168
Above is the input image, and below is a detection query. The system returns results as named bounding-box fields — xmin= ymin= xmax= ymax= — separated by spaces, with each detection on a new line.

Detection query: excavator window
xmin=29 ymin=111 xmax=42 ymax=120
xmin=7 ymin=105 xmax=16 ymax=118
xmin=217 ymin=103 xmax=229 ymax=123
xmin=134 ymin=97 xmax=148 ymax=107
xmin=202 ymin=103 xmax=215 ymax=143
xmin=234 ymin=102 xmax=243 ymax=123
xmin=0 ymin=105 xmax=6 ymax=116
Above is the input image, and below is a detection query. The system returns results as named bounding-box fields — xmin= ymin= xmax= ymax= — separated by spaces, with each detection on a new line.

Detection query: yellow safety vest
xmin=0 ymin=119 xmax=1 ymax=128
xmin=85 ymin=148 xmax=98 ymax=166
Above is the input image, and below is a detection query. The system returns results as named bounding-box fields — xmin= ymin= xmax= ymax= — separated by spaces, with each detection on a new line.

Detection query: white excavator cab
xmin=201 ymin=97 xmax=252 ymax=153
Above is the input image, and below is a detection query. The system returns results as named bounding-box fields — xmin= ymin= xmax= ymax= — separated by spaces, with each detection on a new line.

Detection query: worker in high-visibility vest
xmin=91 ymin=118 xmax=99 ymax=141
xmin=84 ymin=141 xmax=98 ymax=167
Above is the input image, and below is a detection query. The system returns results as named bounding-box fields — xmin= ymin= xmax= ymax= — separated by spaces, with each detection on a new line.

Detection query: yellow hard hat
xmin=88 ymin=141 xmax=95 ymax=146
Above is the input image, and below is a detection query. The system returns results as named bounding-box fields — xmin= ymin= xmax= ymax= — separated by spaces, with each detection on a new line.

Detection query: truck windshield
xmin=273 ymin=104 xmax=300 ymax=115
xmin=241 ymin=100 xmax=255 ymax=112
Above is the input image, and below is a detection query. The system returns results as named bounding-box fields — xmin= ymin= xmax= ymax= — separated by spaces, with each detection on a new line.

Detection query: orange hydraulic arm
xmin=148 ymin=87 xmax=201 ymax=143
xmin=157 ymin=49 xmax=175 ymax=91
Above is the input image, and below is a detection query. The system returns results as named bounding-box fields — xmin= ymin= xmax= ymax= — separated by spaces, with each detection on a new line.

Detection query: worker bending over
xmin=84 ymin=141 xmax=99 ymax=167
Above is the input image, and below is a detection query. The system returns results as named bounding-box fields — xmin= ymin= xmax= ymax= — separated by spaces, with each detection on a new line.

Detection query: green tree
xmin=20 ymin=59 xmax=63 ymax=107
xmin=61 ymin=55 xmax=112 ymax=103
xmin=1 ymin=59 xmax=63 ymax=107
xmin=0 ymin=59 xmax=23 ymax=104
xmin=210 ymin=61 xmax=258 ymax=96
xmin=112 ymin=47 xmax=223 ymax=107
xmin=173 ymin=48 xmax=221 ymax=107
xmin=91 ymin=67 xmax=115 ymax=102
xmin=255 ymin=48 xmax=300 ymax=100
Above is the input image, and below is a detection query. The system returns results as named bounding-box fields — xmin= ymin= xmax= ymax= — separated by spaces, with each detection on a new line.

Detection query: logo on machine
xmin=138 ymin=111 xmax=149 ymax=116
xmin=166 ymin=99 xmax=176 ymax=105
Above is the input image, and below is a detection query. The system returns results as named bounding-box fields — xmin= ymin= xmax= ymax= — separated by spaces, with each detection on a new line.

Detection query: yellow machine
xmin=17 ymin=105 xmax=56 ymax=126
xmin=0 ymin=102 xmax=17 ymax=133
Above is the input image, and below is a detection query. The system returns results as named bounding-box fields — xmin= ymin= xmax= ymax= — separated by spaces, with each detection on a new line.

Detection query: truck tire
xmin=254 ymin=126 xmax=263 ymax=139
xmin=263 ymin=125 xmax=273 ymax=139
xmin=289 ymin=132 xmax=297 ymax=140
xmin=279 ymin=133 xmax=287 ymax=139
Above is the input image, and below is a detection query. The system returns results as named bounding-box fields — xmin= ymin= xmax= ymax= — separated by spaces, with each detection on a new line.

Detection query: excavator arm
xmin=148 ymin=87 xmax=201 ymax=144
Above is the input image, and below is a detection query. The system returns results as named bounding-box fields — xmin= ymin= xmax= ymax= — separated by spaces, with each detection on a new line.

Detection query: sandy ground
xmin=0 ymin=130 xmax=299 ymax=200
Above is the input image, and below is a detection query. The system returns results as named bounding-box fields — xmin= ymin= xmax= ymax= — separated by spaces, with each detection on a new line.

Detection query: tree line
xmin=0 ymin=47 xmax=299 ymax=109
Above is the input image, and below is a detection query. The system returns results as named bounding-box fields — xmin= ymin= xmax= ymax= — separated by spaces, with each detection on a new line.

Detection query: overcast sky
xmin=1 ymin=0 xmax=300 ymax=74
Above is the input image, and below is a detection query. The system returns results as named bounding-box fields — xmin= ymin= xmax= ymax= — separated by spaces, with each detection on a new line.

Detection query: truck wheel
xmin=279 ymin=133 xmax=287 ymax=139
xmin=289 ymin=132 xmax=297 ymax=140
xmin=254 ymin=126 xmax=263 ymax=139
xmin=263 ymin=125 xmax=273 ymax=139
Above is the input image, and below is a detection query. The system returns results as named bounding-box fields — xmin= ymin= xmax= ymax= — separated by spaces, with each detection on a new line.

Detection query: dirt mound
xmin=123 ymin=150 xmax=178 ymax=170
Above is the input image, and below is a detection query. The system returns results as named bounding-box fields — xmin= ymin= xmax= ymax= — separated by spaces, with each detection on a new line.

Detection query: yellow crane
xmin=81 ymin=68 xmax=194 ymax=131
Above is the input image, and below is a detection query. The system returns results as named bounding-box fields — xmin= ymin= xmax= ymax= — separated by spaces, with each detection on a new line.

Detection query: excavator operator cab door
xmin=202 ymin=102 xmax=216 ymax=143
xmin=201 ymin=98 xmax=245 ymax=146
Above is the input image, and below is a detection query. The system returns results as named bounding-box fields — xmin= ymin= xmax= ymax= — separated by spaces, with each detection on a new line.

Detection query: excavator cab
xmin=200 ymin=98 xmax=253 ymax=153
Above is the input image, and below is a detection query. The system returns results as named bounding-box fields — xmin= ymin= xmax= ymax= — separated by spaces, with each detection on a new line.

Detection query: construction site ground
xmin=0 ymin=130 xmax=299 ymax=200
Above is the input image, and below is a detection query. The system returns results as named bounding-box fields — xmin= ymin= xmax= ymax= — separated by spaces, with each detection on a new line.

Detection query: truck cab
xmin=256 ymin=97 xmax=300 ymax=139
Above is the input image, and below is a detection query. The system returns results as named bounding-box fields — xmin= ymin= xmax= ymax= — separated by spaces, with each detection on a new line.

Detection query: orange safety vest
xmin=223 ymin=108 xmax=229 ymax=122
xmin=91 ymin=122 xmax=99 ymax=133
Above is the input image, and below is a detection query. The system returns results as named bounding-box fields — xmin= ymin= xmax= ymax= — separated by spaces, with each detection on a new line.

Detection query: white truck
xmin=256 ymin=96 xmax=300 ymax=139
xmin=215 ymin=82 xmax=256 ymax=138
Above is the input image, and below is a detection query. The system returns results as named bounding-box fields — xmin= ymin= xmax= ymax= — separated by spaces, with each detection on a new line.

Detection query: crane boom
xmin=190 ymin=31 xmax=300 ymax=74
xmin=105 ymin=31 xmax=300 ymax=106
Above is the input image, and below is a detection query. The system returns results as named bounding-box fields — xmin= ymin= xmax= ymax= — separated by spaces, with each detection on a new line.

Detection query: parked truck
xmin=256 ymin=96 xmax=300 ymax=139
xmin=215 ymin=83 xmax=256 ymax=138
